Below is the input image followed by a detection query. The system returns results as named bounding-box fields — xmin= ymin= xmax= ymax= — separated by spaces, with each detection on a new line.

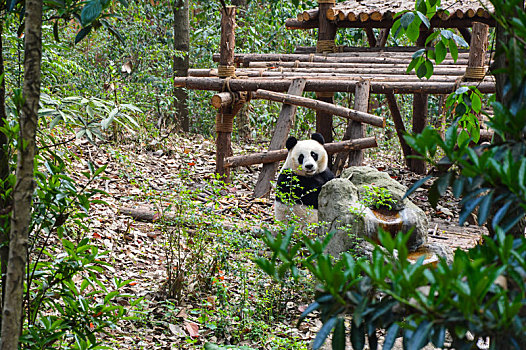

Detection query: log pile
xmin=290 ymin=0 xmax=494 ymax=29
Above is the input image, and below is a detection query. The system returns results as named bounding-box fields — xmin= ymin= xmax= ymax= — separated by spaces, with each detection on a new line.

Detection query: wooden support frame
xmin=253 ymin=79 xmax=306 ymax=198
xmin=252 ymin=89 xmax=385 ymax=127
xmin=334 ymin=80 xmax=371 ymax=174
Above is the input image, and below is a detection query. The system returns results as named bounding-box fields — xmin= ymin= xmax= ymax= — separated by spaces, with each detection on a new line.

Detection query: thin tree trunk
xmin=0 ymin=1 xmax=42 ymax=347
xmin=173 ymin=0 xmax=189 ymax=131
xmin=0 ymin=20 xmax=10 ymax=329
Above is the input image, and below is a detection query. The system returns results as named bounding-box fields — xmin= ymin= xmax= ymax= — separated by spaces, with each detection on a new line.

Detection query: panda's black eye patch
xmin=298 ymin=154 xmax=304 ymax=164
xmin=311 ymin=151 xmax=318 ymax=161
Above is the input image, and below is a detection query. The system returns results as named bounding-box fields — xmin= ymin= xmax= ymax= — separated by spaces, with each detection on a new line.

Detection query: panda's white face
xmin=284 ymin=139 xmax=328 ymax=177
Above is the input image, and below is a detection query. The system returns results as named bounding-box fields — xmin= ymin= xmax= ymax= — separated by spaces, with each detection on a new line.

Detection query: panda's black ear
xmin=286 ymin=136 xmax=298 ymax=150
xmin=311 ymin=133 xmax=325 ymax=145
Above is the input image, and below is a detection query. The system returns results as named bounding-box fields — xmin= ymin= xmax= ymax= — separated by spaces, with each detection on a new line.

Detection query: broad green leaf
xmin=417 ymin=62 xmax=427 ymax=78
xmin=81 ymin=0 xmax=102 ymax=26
xmin=471 ymin=93 xmax=482 ymax=113
xmin=350 ymin=322 xmax=365 ymax=350
xmin=416 ymin=11 xmax=430 ymax=28
xmin=313 ymin=317 xmax=338 ymax=350
xmin=435 ymin=40 xmax=447 ymax=64
xmin=449 ymin=38 xmax=458 ymax=61
xmin=75 ymin=26 xmax=92 ymax=44
xmin=477 ymin=191 xmax=494 ymax=225
xmin=424 ymin=59 xmax=434 ymax=79
xmin=383 ymin=323 xmax=399 ymax=350
xmin=400 ymin=12 xmax=415 ymax=29
xmin=332 ymin=318 xmax=346 ymax=350
xmin=404 ymin=175 xmax=432 ymax=199
xmin=407 ymin=321 xmax=433 ymax=349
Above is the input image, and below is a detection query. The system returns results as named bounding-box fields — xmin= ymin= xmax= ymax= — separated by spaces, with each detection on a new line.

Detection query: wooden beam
xmin=225 ymin=137 xmax=378 ymax=168
xmin=385 ymin=92 xmax=412 ymax=164
xmin=253 ymin=79 xmax=306 ymax=198
xmin=216 ymin=5 xmax=237 ymax=181
xmin=212 ymin=53 xmax=473 ymax=66
xmin=211 ymin=92 xmax=233 ymax=109
xmin=334 ymin=80 xmax=371 ymax=173
xmin=465 ymin=22 xmax=489 ymax=81
xmin=316 ymin=0 xmax=337 ymax=154
xmin=253 ymin=89 xmax=385 ymax=127
xmin=173 ymin=77 xmax=497 ymax=95
xmin=285 ymin=16 xmax=495 ymax=30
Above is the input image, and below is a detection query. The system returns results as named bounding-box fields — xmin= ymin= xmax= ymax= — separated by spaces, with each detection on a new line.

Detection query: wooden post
xmin=334 ymin=80 xmax=370 ymax=174
xmin=465 ymin=22 xmax=489 ymax=81
xmin=385 ymin=93 xmax=411 ymax=165
xmin=253 ymin=79 xmax=306 ymax=198
xmin=216 ymin=5 xmax=237 ymax=181
xmin=316 ymin=0 xmax=337 ymax=150
xmin=410 ymin=29 xmax=432 ymax=174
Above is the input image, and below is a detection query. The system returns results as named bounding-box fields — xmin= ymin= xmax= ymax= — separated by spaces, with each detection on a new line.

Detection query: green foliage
xmin=393 ymin=0 xmax=468 ymax=79
xmin=360 ymin=185 xmax=395 ymax=210
xmin=399 ymin=0 xmax=526 ymax=234
xmin=21 ymin=238 xmax=139 ymax=350
xmin=259 ymin=229 xmax=526 ymax=349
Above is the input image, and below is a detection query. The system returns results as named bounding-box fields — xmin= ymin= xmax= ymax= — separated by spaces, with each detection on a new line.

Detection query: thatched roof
xmin=292 ymin=0 xmax=494 ymax=28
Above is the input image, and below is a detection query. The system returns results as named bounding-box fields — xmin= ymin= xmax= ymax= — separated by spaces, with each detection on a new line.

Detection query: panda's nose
xmin=305 ymin=164 xmax=314 ymax=170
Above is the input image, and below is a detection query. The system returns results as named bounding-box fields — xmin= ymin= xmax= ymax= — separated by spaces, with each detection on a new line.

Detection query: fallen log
xmin=173 ymin=77 xmax=496 ymax=95
xmin=253 ymin=89 xmax=385 ymax=127
xmin=224 ymin=136 xmax=378 ymax=168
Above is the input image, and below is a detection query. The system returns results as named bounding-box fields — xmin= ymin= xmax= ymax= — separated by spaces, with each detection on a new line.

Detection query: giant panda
xmin=274 ymin=133 xmax=335 ymax=224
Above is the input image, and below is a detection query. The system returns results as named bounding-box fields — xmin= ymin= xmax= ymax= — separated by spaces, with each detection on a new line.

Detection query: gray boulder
xmin=319 ymin=166 xmax=429 ymax=257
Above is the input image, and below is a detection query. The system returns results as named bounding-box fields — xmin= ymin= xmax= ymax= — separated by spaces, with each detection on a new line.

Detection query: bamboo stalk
xmin=253 ymin=89 xmax=385 ymax=127
xmin=224 ymin=137 xmax=378 ymax=168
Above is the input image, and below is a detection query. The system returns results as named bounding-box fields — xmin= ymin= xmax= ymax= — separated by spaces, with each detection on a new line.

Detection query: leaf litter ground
xmin=65 ymin=133 xmax=486 ymax=350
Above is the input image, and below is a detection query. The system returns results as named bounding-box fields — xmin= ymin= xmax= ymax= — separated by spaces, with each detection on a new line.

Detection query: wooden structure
xmin=174 ymin=1 xmax=495 ymax=196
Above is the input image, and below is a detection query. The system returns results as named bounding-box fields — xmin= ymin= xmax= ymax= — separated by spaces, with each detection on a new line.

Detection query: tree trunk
xmin=0 ymin=1 xmax=42 ymax=348
xmin=173 ymin=0 xmax=190 ymax=131
xmin=0 ymin=20 xmax=9 ymax=329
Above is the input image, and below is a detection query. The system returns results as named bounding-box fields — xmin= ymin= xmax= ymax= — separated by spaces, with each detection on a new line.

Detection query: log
xmin=365 ymin=27 xmax=377 ymax=46
xmin=253 ymin=79 xmax=306 ymax=198
xmin=219 ymin=6 xmax=236 ymax=69
xmin=386 ymin=92 xmax=412 ymax=164
xmin=254 ymin=89 xmax=385 ymax=127
xmin=465 ymin=22 xmax=489 ymax=81
xmin=285 ymin=16 xmax=495 ymax=30
xmin=173 ymin=77 xmax=497 ymax=95
xmin=247 ymin=61 xmax=472 ymax=71
xmin=316 ymin=0 xmax=337 ymax=150
xmin=211 ymin=92 xmax=233 ymax=109
xmin=191 ymin=69 xmax=477 ymax=81
xmin=303 ymin=9 xmax=319 ymax=21
xmin=334 ymin=80 xmax=370 ymax=172
xmin=216 ymin=5 xmax=237 ymax=181
xmin=212 ymin=53 xmax=473 ymax=66
xmin=224 ymin=137 xmax=378 ymax=168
